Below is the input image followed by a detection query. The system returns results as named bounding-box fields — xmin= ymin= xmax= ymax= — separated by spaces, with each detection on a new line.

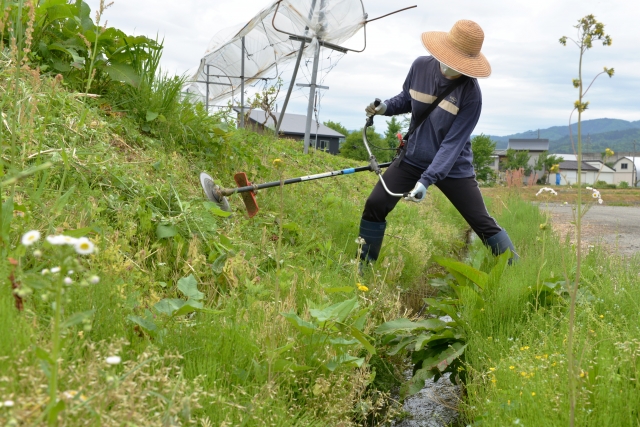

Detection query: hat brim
xmin=421 ymin=31 xmax=491 ymax=79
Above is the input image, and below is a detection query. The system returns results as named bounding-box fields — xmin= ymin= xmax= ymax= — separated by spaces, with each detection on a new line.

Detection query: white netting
xmin=184 ymin=0 xmax=366 ymax=106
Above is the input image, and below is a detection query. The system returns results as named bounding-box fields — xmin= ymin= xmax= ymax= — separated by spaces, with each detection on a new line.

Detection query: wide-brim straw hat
xmin=421 ymin=20 xmax=491 ymax=79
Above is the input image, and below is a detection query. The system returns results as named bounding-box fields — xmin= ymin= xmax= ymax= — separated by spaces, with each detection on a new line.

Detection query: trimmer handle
xmin=365 ymin=98 xmax=382 ymax=127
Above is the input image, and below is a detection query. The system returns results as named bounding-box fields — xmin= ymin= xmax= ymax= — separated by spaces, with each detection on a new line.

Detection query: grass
xmin=0 ymin=56 xmax=469 ymax=425
xmin=459 ymin=189 xmax=640 ymax=426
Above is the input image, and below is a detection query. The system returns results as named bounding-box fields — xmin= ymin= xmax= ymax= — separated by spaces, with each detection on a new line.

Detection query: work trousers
xmin=362 ymin=160 xmax=502 ymax=242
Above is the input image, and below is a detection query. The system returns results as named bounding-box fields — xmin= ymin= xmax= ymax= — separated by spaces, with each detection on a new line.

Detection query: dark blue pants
xmin=362 ymin=160 xmax=502 ymax=242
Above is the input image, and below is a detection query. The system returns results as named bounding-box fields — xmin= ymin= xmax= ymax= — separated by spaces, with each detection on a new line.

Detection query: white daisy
xmin=2 ymin=400 xmax=14 ymax=407
xmin=74 ymin=237 xmax=95 ymax=255
xmin=89 ymin=275 xmax=100 ymax=284
xmin=106 ymin=356 xmax=121 ymax=365
xmin=50 ymin=267 xmax=61 ymax=274
xmin=46 ymin=235 xmax=67 ymax=245
xmin=21 ymin=230 xmax=41 ymax=246
xmin=62 ymin=235 xmax=78 ymax=245
xmin=63 ymin=277 xmax=73 ymax=285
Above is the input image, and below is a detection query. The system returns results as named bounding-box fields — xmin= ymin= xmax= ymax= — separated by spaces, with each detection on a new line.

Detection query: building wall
xmin=612 ymin=158 xmax=637 ymax=185
xmin=556 ymin=170 xmax=601 ymax=186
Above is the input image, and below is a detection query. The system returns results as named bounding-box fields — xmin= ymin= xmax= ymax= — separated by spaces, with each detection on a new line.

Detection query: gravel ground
xmin=542 ymin=203 xmax=640 ymax=257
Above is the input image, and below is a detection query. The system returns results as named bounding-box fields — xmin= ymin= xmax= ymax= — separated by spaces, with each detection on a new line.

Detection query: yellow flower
xmin=272 ymin=158 xmax=283 ymax=167
xmin=579 ymin=371 xmax=586 ymax=378
xmin=489 ymin=367 xmax=496 ymax=372
xmin=509 ymin=366 xmax=515 ymax=370
xmin=357 ymin=283 xmax=369 ymax=292
xmin=531 ymin=392 xmax=536 ymax=396
xmin=520 ymin=346 xmax=529 ymax=351
xmin=599 ymin=314 xmax=604 ymax=319
xmin=521 ymin=371 xmax=527 ymax=377
xmin=491 ymin=377 xmax=497 ymax=384
xmin=507 ymin=400 xmax=511 ymax=405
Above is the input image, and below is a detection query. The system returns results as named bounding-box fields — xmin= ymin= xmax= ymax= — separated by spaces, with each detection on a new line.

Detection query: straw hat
xmin=421 ymin=20 xmax=491 ymax=79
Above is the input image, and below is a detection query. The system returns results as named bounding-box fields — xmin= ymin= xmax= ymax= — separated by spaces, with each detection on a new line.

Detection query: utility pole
xmin=633 ymin=140 xmax=637 ymax=187
xmin=240 ymin=36 xmax=245 ymax=129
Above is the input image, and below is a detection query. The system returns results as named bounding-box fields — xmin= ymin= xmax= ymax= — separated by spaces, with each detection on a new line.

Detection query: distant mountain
xmin=488 ymin=118 xmax=640 ymax=150
xmin=549 ymin=128 xmax=640 ymax=154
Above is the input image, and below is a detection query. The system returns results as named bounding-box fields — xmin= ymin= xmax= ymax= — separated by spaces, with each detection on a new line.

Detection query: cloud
xmin=86 ymin=0 xmax=639 ymax=136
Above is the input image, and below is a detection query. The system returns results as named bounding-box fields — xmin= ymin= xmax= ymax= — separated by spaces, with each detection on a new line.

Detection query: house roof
xmin=614 ymin=156 xmax=640 ymax=172
xmin=557 ymin=161 xmax=599 ymax=171
xmin=235 ymin=109 xmax=345 ymax=138
xmin=507 ymin=139 xmax=549 ymax=151
xmin=585 ymin=161 xmax=615 ymax=173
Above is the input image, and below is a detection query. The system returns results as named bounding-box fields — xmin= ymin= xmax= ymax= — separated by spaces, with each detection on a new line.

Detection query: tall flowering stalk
xmin=16 ymin=231 xmax=97 ymax=426
xmin=559 ymin=15 xmax=613 ymax=427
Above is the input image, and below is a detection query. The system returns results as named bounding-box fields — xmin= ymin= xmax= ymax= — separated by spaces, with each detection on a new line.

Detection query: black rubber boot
xmin=485 ymin=228 xmax=519 ymax=264
xmin=358 ymin=219 xmax=387 ymax=263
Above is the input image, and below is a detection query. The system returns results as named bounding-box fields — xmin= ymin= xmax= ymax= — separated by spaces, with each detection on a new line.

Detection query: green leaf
xmin=309 ymin=297 xmax=357 ymax=323
xmin=44 ymin=4 xmax=75 ymax=22
xmin=172 ymin=301 xmax=204 ymax=316
xmin=402 ymin=366 xmax=436 ymax=398
xmin=154 ymin=298 xmax=204 ymax=316
xmin=414 ymin=333 xmax=433 ymax=351
xmin=375 ymin=318 xmax=446 ymax=335
xmin=146 ymin=111 xmax=159 ymax=122
xmin=63 ymin=226 xmax=99 ymax=238
xmin=349 ymin=325 xmax=376 ymax=355
xmin=203 ymin=201 xmax=232 ymax=218
xmin=325 ymin=354 xmax=365 ymax=372
xmin=156 ymin=224 xmax=177 ymax=239
xmin=177 ymin=274 xmax=204 ymax=301
xmin=433 ymin=256 xmax=488 ymax=289
xmin=329 ymin=337 xmax=359 ymax=346
xmin=420 ymin=342 xmax=467 ymax=372
xmin=211 ymin=252 xmax=228 ymax=274
xmin=61 ymin=309 xmax=94 ymax=329
xmin=423 ymin=298 xmax=462 ymax=323
xmin=127 ymin=315 xmax=158 ymax=335
xmin=105 ymin=62 xmax=140 ymax=87
xmin=388 ymin=336 xmax=415 ymax=356
xmin=281 ymin=312 xmax=316 ymax=335
xmin=351 ymin=307 xmax=371 ymax=331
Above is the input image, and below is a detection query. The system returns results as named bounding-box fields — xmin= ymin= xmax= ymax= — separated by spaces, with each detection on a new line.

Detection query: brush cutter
xmin=200 ymin=99 xmax=408 ymax=218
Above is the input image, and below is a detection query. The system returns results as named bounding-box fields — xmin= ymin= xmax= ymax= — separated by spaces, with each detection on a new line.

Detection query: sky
xmin=86 ymin=0 xmax=639 ymax=136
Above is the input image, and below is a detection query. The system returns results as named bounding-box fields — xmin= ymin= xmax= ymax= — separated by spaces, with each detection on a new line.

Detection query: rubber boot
xmin=358 ymin=219 xmax=387 ymax=263
xmin=485 ymin=228 xmax=519 ymax=264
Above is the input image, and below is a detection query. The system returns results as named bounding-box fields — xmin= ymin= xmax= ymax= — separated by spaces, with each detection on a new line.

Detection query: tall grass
xmin=460 ymin=193 xmax=640 ymax=426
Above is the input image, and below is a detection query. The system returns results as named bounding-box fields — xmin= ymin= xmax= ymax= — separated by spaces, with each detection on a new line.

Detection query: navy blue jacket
xmin=384 ymin=56 xmax=481 ymax=189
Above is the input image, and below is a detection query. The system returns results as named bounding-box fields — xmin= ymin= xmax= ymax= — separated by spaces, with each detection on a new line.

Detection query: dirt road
xmin=543 ymin=203 xmax=640 ymax=257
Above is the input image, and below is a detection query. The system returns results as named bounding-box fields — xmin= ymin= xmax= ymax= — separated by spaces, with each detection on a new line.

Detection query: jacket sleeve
xmin=418 ymin=99 xmax=482 ymax=189
xmin=383 ymin=62 xmax=414 ymax=116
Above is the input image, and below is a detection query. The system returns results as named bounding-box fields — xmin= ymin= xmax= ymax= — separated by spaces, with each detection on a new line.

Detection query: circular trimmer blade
xmin=199 ymin=172 xmax=231 ymax=212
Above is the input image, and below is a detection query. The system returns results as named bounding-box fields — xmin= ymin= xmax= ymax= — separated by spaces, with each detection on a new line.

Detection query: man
xmin=358 ymin=19 xmax=518 ymax=265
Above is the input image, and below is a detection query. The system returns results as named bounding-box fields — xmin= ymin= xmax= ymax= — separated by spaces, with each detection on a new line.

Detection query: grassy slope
xmin=462 ymin=190 xmax=640 ymax=426
xmin=0 ymin=71 xmax=469 ymax=425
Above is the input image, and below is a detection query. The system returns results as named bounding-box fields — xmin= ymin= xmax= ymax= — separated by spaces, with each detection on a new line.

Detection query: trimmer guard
xmin=234 ymin=172 xmax=259 ymax=218
xmin=200 ymin=172 xmax=231 ymax=212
